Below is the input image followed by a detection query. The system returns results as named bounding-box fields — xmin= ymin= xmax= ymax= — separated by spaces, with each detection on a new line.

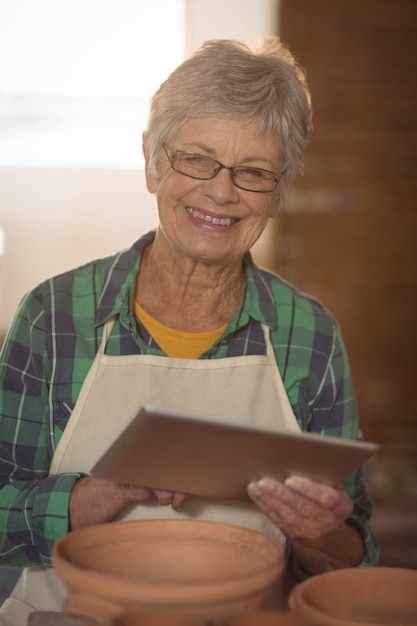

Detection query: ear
xmin=269 ymin=196 xmax=280 ymax=218
xmin=142 ymin=133 xmax=159 ymax=194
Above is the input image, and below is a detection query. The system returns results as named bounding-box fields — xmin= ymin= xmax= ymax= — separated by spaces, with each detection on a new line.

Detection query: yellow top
xmin=134 ymin=301 xmax=227 ymax=358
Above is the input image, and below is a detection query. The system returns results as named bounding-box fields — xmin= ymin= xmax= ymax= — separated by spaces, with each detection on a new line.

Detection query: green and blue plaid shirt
xmin=0 ymin=230 xmax=378 ymax=569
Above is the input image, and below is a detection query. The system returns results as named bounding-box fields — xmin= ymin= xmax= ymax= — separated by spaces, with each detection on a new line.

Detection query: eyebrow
xmin=179 ymin=142 xmax=275 ymax=168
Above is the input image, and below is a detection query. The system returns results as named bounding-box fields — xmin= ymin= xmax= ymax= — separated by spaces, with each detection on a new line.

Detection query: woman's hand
xmin=248 ymin=475 xmax=365 ymax=573
xmin=69 ymin=476 xmax=186 ymax=531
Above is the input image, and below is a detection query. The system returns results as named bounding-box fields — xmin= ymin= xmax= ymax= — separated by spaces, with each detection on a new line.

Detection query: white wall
xmin=0 ymin=0 xmax=280 ymax=337
xmin=185 ymin=0 xmax=279 ymax=54
xmin=0 ymin=167 xmax=158 ymax=336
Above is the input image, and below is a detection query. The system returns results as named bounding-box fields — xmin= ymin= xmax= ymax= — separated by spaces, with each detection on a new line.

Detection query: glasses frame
xmin=162 ymin=144 xmax=283 ymax=193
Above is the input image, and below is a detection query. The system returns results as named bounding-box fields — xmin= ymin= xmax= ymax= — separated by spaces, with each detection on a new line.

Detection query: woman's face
xmin=144 ymin=117 xmax=281 ymax=266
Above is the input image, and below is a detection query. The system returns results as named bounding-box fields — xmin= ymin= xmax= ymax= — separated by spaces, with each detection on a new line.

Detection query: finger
xmin=284 ymin=476 xmax=340 ymax=509
xmin=248 ymin=477 xmax=315 ymax=519
xmin=285 ymin=476 xmax=353 ymax=516
xmin=249 ymin=476 xmax=353 ymax=520
xmin=153 ymin=489 xmax=175 ymax=505
xmin=249 ymin=475 xmax=347 ymax=512
xmin=248 ymin=477 xmax=301 ymax=507
xmin=248 ymin=477 xmax=301 ymax=517
xmin=172 ymin=492 xmax=187 ymax=512
xmin=124 ymin=484 xmax=154 ymax=502
xmin=248 ymin=480 xmax=303 ymax=533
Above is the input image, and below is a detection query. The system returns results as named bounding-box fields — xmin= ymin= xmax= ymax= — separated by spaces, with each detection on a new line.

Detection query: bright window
xmin=0 ymin=0 xmax=185 ymax=168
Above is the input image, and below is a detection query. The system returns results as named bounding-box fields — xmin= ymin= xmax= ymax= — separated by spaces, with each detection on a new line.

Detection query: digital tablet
xmin=91 ymin=404 xmax=379 ymax=501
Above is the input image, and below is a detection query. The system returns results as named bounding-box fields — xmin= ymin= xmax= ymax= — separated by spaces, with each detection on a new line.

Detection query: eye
xmin=236 ymin=167 xmax=270 ymax=181
xmin=180 ymin=153 xmax=214 ymax=171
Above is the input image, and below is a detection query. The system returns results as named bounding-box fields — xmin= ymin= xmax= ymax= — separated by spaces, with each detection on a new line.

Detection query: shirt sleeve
xmin=0 ymin=290 xmax=81 ymax=567
xmin=291 ymin=322 xmax=380 ymax=575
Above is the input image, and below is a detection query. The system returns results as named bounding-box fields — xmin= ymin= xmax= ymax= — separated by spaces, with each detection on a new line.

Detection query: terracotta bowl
xmin=112 ymin=611 xmax=198 ymax=626
xmin=53 ymin=519 xmax=285 ymax=625
xmin=288 ymin=566 xmax=417 ymax=626
xmin=225 ymin=611 xmax=304 ymax=625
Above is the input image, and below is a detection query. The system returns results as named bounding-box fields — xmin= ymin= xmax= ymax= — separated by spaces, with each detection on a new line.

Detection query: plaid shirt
xmin=0 ymin=230 xmax=379 ymax=569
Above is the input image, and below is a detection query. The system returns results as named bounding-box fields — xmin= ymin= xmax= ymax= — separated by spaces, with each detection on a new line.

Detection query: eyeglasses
xmin=163 ymin=145 xmax=283 ymax=193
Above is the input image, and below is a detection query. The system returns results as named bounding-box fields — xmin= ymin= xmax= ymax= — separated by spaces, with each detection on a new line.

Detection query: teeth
xmin=187 ymin=208 xmax=234 ymax=227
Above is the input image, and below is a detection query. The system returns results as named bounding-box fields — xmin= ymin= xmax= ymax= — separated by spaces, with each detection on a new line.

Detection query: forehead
xmin=170 ymin=117 xmax=279 ymax=163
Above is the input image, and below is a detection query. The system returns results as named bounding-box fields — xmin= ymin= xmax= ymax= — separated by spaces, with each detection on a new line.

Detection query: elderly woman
xmin=0 ymin=38 xmax=378 ymax=622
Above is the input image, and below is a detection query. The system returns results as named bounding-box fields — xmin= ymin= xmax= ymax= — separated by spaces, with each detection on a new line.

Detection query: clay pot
xmin=112 ymin=611 xmax=199 ymax=626
xmin=288 ymin=566 xmax=417 ymax=626
xmin=53 ymin=519 xmax=285 ymax=625
xmin=112 ymin=610 xmax=303 ymax=626
xmin=225 ymin=611 xmax=304 ymax=625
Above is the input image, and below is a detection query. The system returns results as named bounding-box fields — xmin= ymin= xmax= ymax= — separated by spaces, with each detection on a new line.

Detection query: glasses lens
xmin=174 ymin=152 xmax=218 ymax=179
xmin=233 ymin=166 xmax=277 ymax=192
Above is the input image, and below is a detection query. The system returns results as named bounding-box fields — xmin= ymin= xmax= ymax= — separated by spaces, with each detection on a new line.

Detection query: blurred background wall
xmin=0 ymin=0 xmax=278 ymax=339
xmin=272 ymin=0 xmax=417 ymax=568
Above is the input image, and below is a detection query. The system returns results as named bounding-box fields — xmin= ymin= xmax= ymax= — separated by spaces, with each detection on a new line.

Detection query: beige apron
xmin=1 ymin=318 xmax=300 ymax=625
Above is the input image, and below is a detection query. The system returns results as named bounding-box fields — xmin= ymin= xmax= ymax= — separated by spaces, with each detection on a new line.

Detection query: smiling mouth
xmin=186 ymin=207 xmax=238 ymax=227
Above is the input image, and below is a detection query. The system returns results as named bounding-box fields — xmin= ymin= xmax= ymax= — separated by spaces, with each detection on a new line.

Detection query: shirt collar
xmin=94 ymin=230 xmax=155 ymax=327
xmin=238 ymin=253 xmax=277 ymax=330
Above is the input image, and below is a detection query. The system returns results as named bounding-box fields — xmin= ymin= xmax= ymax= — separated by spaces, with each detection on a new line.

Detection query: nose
xmin=203 ymin=166 xmax=239 ymax=204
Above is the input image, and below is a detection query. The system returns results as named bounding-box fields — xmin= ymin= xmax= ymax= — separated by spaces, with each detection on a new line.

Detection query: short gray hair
xmin=145 ymin=37 xmax=312 ymax=209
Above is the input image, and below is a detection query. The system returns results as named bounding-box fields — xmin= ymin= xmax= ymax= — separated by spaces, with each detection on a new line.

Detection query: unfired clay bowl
xmin=288 ymin=566 xmax=417 ymax=626
xmin=52 ymin=519 xmax=285 ymax=625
